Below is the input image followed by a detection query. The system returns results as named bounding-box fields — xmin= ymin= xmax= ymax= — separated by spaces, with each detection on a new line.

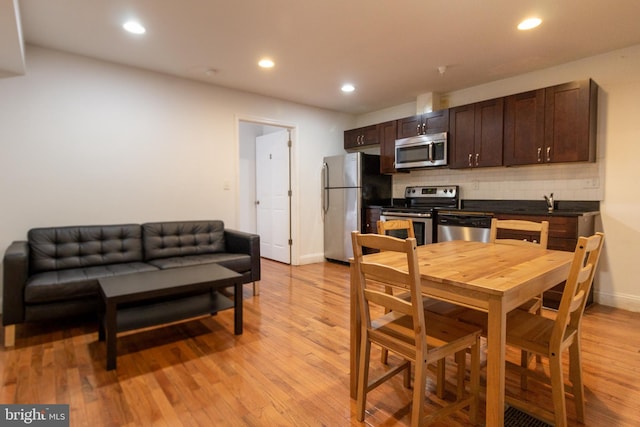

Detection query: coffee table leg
xmin=233 ymin=282 xmax=243 ymax=335
xmin=105 ymin=301 xmax=117 ymax=370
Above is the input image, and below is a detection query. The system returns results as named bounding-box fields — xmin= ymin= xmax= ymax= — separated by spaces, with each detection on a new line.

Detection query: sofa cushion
xmin=146 ymin=253 xmax=252 ymax=273
xmin=25 ymin=262 xmax=159 ymax=304
xmin=142 ymin=221 xmax=226 ymax=261
xmin=29 ymin=224 xmax=144 ymax=273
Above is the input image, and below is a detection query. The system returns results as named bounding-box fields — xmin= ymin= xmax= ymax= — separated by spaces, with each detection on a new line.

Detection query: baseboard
xmin=296 ymin=253 xmax=326 ymax=265
xmin=595 ymin=290 xmax=640 ymax=312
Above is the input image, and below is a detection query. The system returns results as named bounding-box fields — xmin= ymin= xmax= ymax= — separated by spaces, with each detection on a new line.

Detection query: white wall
xmin=0 ymin=46 xmax=354 ymax=308
xmin=357 ymin=44 xmax=640 ymax=312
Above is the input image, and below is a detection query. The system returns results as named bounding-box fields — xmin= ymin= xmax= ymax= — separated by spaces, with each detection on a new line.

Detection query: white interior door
xmin=256 ymin=129 xmax=290 ymax=264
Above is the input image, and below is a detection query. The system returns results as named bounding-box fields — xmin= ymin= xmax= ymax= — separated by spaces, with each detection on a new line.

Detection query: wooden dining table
xmin=349 ymin=240 xmax=574 ymax=426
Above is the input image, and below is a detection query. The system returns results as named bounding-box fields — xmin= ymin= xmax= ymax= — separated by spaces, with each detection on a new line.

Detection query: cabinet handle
xmin=468 ymin=154 xmax=473 ymax=167
xmin=421 ymin=123 xmax=426 ymax=134
xmin=416 ymin=124 xmax=421 ymax=135
xmin=475 ymin=153 xmax=479 ymax=167
xmin=546 ymin=146 xmax=551 ymax=162
xmin=537 ymin=147 xmax=542 ymax=162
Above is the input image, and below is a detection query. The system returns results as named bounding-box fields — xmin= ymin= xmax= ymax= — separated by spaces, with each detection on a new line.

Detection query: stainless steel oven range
xmin=380 ymin=185 xmax=459 ymax=245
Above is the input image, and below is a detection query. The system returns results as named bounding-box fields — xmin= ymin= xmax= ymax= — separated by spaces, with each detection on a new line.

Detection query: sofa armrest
xmin=3 ymin=241 xmax=29 ymax=326
xmin=224 ymin=229 xmax=260 ymax=282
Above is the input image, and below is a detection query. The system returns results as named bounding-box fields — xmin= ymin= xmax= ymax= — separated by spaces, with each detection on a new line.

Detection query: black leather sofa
xmin=2 ymin=220 xmax=260 ymax=346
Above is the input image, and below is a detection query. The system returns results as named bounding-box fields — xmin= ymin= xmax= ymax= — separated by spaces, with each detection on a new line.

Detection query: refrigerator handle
xmin=321 ymin=162 xmax=329 ymax=215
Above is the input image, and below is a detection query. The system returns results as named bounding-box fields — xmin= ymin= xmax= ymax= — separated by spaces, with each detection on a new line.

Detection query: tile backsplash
xmin=392 ymin=161 xmax=604 ymax=201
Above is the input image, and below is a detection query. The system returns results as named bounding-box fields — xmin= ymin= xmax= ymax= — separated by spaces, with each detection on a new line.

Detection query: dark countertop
xmin=461 ymin=200 xmax=600 ymax=217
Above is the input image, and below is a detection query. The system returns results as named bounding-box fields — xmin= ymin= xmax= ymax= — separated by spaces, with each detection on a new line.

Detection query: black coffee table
xmin=98 ymin=263 xmax=242 ymax=370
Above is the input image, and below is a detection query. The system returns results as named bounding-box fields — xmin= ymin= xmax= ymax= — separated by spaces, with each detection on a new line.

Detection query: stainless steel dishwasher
xmin=436 ymin=211 xmax=494 ymax=242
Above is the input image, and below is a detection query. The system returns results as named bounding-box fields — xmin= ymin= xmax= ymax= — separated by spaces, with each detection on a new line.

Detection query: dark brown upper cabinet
xmin=504 ymin=79 xmax=597 ymax=165
xmin=449 ymin=97 xmax=504 ymax=169
xmin=396 ymin=109 xmax=449 ymax=139
xmin=344 ymin=124 xmax=378 ymax=150
xmin=378 ymin=120 xmax=399 ymax=174
xmin=503 ymin=89 xmax=546 ymax=165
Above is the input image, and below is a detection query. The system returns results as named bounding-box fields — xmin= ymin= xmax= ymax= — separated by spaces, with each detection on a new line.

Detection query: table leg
xmin=98 ymin=317 xmax=105 ymax=342
xmin=233 ymin=282 xmax=243 ymax=335
xmin=105 ymin=301 xmax=117 ymax=371
xmin=350 ymin=261 xmax=359 ymax=400
xmin=486 ymin=297 xmax=506 ymax=426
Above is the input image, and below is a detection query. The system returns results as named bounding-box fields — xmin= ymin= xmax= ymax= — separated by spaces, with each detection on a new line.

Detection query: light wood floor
xmin=1 ymin=259 xmax=639 ymax=426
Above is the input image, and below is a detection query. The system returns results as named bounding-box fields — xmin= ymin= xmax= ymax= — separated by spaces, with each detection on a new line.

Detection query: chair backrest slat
xmin=364 ymin=289 xmax=413 ymax=315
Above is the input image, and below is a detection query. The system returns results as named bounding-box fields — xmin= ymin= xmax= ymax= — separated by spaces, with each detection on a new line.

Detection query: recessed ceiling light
xmin=517 ymin=17 xmax=542 ymax=30
xmin=341 ymin=84 xmax=355 ymax=93
xmin=258 ymin=58 xmax=275 ymax=68
xmin=123 ymin=21 xmax=146 ymax=34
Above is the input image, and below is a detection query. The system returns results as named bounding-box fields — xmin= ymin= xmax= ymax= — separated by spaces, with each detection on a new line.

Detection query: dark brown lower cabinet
xmin=363 ymin=207 xmax=382 ymax=254
xmin=494 ymin=213 xmax=598 ymax=309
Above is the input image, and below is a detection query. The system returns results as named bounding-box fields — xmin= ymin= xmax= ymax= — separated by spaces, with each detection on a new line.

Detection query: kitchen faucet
xmin=544 ymin=193 xmax=554 ymax=213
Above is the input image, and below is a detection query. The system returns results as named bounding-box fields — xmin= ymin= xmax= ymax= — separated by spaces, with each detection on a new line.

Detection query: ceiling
xmin=4 ymin=0 xmax=640 ymax=114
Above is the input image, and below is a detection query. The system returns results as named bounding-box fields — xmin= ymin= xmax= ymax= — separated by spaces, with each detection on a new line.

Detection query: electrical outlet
xmin=472 ymin=180 xmax=479 ymax=190
xmin=223 ymin=180 xmax=231 ymax=190
xmin=585 ymin=178 xmax=600 ymax=188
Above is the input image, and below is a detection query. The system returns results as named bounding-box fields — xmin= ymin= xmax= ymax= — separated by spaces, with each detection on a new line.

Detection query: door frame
xmin=236 ymin=115 xmax=298 ymax=265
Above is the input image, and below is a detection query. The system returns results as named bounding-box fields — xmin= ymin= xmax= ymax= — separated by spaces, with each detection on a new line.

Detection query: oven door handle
xmin=381 ymin=212 xmax=431 ymax=218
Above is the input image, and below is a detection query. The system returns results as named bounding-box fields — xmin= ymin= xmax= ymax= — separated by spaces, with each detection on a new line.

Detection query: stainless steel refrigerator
xmin=322 ymin=153 xmax=392 ymax=262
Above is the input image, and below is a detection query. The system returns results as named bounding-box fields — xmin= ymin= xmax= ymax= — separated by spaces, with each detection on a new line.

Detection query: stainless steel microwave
xmin=394 ymin=132 xmax=448 ymax=169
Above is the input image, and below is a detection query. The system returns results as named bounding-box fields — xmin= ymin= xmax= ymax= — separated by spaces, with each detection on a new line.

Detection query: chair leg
xmin=455 ymin=351 xmax=466 ymax=400
xmin=549 ymin=352 xmax=568 ymax=427
xmin=535 ymin=300 xmax=543 ymax=364
xmin=381 ymin=348 xmax=389 ymax=364
xmin=411 ymin=354 xmax=428 ymax=427
xmin=468 ymin=337 xmax=481 ymax=425
xmin=520 ymin=349 xmax=530 ymax=390
xmin=381 ymin=285 xmax=394 ymax=364
xmin=356 ymin=337 xmax=372 ymax=421
xmin=436 ymin=359 xmax=446 ymax=398
xmin=569 ymin=340 xmax=586 ymax=423
xmin=403 ymin=359 xmax=412 ymax=389
xmin=252 ymin=281 xmax=260 ymax=296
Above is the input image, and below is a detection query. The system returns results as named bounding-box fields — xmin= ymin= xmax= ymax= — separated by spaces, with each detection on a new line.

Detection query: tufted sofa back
xmin=142 ymin=220 xmax=226 ymax=261
xmin=28 ymin=224 xmax=144 ymax=273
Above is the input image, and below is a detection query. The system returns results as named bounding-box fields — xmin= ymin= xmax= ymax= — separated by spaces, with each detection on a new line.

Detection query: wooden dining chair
xmin=376 ymin=218 xmax=416 ymax=364
xmin=504 ymin=232 xmax=604 ymax=427
xmin=351 ymin=231 xmax=481 ymax=426
xmin=376 ymin=218 xmax=462 ymax=373
xmin=458 ymin=218 xmax=550 ymax=370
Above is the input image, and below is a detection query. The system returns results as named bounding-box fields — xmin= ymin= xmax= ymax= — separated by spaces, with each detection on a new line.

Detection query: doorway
xmin=238 ymin=119 xmax=294 ymax=264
